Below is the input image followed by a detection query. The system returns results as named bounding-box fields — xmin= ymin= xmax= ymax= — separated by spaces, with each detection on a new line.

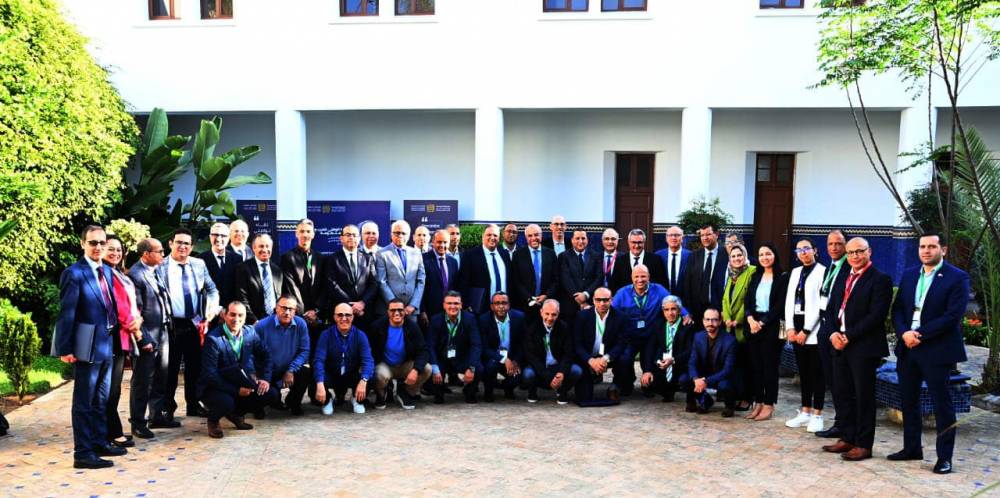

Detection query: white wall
xmin=502 ymin=110 xmax=681 ymax=222
xmin=711 ymin=109 xmax=900 ymax=226
xmin=936 ymin=108 xmax=1000 ymax=151
xmin=304 ymin=111 xmax=475 ymax=219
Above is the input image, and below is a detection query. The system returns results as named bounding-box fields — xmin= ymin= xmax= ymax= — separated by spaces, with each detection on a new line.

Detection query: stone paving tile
xmin=1 ymin=371 xmax=998 ymax=497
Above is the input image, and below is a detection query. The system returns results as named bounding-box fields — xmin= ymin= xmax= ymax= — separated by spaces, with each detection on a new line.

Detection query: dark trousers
xmin=322 ymin=370 xmax=362 ymax=401
xmin=166 ymin=319 xmax=201 ymax=415
xmin=72 ymin=360 xmax=111 ymax=460
xmin=793 ymin=343 xmax=826 ymax=410
xmin=201 ymin=387 xmax=280 ymax=423
xmin=832 ymin=353 xmax=880 ymax=450
xmin=612 ymin=339 xmax=650 ymax=393
xmin=523 ymin=364 xmax=582 ymax=395
xmin=680 ymin=375 xmax=736 ymax=409
xmin=735 ymin=339 xmax=753 ymax=402
xmin=271 ymin=367 xmax=312 ymax=409
xmin=436 ymin=359 xmax=479 ymax=396
xmin=899 ymin=354 xmax=957 ymax=461
xmin=482 ymin=358 xmax=521 ymax=392
xmin=747 ymin=332 xmax=782 ymax=405
xmin=818 ymin=328 xmax=843 ymax=428
xmin=575 ymin=364 xmax=604 ymax=402
xmin=105 ymin=353 xmax=126 ymax=440
xmin=130 ymin=339 xmax=171 ymax=425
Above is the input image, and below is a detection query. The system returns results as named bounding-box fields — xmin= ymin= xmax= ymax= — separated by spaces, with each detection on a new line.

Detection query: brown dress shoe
xmin=207 ymin=420 xmax=224 ymax=439
xmin=822 ymin=440 xmax=855 ymax=453
xmin=225 ymin=414 xmax=254 ymax=430
xmin=841 ymin=447 xmax=872 ymax=461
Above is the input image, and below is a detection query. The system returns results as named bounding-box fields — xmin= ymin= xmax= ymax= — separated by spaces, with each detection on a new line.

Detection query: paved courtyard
xmin=1 ymin=371 xmax=998 ymax=497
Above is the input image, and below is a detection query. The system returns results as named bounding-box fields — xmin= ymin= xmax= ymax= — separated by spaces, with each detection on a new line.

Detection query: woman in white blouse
xmin=783 ymin=239 xmax=827 ymax=433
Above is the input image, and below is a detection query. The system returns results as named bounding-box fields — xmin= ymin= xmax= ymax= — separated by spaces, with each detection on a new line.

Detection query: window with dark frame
xmin=544 ymin=0 xmax=588 ymax=12
xmin=201 ymin=0 xmax=233 ymax=19
xmin=396 ymin=0 xmax=434 ymax=15
xmin=149 ymin=0 xmax=177 ymax=20
xmin=342 ymin=0 xmax=379 ymax=16
xmin=756 ymin=154 xmax=795 ymax=185
xmin=601 ymin=0 xmax=646 ymax=11
xmin=759 ymin=0 xmax=804 ymax=8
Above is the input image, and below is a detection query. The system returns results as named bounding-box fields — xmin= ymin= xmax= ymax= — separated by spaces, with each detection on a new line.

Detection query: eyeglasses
xmin=147 ymin=249 xmax=165 ymax=255
xmin=342 ymin=233 xmax=358 ymax=238
xmin=85 ymin=240 xmax=107 ymax=247
xmin=795 ymin=247 xmax=814 ymax=254
xmin=210 ymin=233 xmax=229 ymax=238
xmin=173 ymin=241 xmax=192 ymax=246
xmin=846 ymin=248 xmax=869 ymax=256
xmin=392 ymin=231 xmax=407 ymax=236
xmin=334 ymin=313 xmax=353 ymax=319
xmin=602 ymin=237 xmax=618 ymax=241
xmin=593 ymin=298 xmax=611 ymax=303
xmin=492 ymin=301 xmax=510 ymax=307
xmin=277 ymin=305 xmax=297 ymax=313
xmin=388 ymin=308 xmax=406 ymax=314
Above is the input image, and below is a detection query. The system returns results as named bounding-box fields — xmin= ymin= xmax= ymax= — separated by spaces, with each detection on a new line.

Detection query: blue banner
xmin=236 ymin=199 xmax=278 ymax=250
xmin=307 ymin=201 xmax=391 ymax=255
xmin=403 ymin=200 xmax=459 ymax=234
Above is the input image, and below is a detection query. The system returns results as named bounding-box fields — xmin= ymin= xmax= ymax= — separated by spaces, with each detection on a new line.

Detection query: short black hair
xmin=80 ymin=224 xmax=104 ymax=240
xmin=171 ymin=227 xmax=193 ymax=241
xmin=699 ymin=222 xmax=719 ymax=234
xmin=920 ymin=232 xmax=948 ymax=247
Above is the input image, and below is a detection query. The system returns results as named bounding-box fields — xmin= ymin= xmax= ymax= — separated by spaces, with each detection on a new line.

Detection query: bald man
xmin=542 ymin=215 xmax=568 ymax=256
xmin=511 ymin=224 xmax=558 ymax=315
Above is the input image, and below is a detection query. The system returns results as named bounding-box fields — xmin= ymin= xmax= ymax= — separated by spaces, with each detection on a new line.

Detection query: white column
xmin=679 ymin=107 xmax=712 ymax=212
xmin=274 ymin=109 xmax=308 ymax=220
xmin=896 ymin=106 xmax=936 ymax=225
xmin=474 ymin=107 xmax=504 ymax=220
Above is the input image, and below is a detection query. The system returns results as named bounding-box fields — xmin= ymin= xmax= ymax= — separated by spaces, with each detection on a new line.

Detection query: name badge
xmin=662 ymin=352 xmax=672 ymax=362
xmin=794 ymin=303 xmax=804 ymax=315
xmin=838 ymin=309 xmax=846 ymax=332
xmin=911 ymin=309 xmax=922 ymax=328
xmin=636 ymin=320 xmax=645 ymax=329
xmin=499 ymin=349 xmax=508 ymax=361
xmin=818 ymin=295 xmax=829 ymax=310
xmin=599 ymin=344 xmax=605 ymax=356
xmin=447 ymin=349 xmax=457 ymax=359
xmin=340 ymin=365 xmax=346 ymax=375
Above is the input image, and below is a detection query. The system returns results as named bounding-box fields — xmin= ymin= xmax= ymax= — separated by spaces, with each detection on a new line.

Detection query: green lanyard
xmin=447 ymin=316 xmax=461 ymax=338
xmin=596 ymin=316 xmax=606 ymax=340
xmin=497 ymin=318 xmax=509 ymax=345
xmin=306 ymin=252 xmax=313 ymax=273
xmin=221 ymin=324 xmax=244 ymax=358
xmin=632 ymin=292 xmax=648 ymax=311
xmin=821 ymin=257 xmax=845 ymax=295
xmin=915 ymin=262 xmax=942 ymax=309
xmin=664 ymin=320 xmax=677 ymax=351
xmin=544 ymin=331 xmax=551 ymax=354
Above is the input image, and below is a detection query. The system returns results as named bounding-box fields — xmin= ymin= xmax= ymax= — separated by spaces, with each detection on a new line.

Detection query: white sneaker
xmin=351 ymin=395 xmax=366 ymax=414
xmin=322 ymin=399 xmax=334 ymax=416
xmin=785 ymin=410 xmax=812 ymax=428
xmin=807 ymin=414 xmax=825 ymax=433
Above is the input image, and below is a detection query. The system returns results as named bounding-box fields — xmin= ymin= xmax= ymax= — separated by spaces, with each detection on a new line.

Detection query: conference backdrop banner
xmin=236 ymin=199 xmax=278 ymax=250
xmin=307 ymin=200 xmax=391 ymax=255
xmin=403 ymin=200 xmax=458 ymax=233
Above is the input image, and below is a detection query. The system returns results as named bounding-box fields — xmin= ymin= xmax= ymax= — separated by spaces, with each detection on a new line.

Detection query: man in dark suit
xmin=682 ymin=223 xmax=728 ymax=323
xmin=458 ymin=224 xmax=511 ymax=314
xmin=815 ymin=230 xmax=849 ymax=439
xmin=556 ymin=229 xmax=601 ymax=325
xmin=611 ymin=228 xmax=667 ymax=290
xmin=280 ymin=218 xmax=325 ymax=325
xmin=682 ymin=308 xmax=738 ymax=417
xmin=479 ymin=291 xmax=526 ymax=401
xmin=641 ymin=295 xmax=696 ymax=402
xmin=55 ymin=225 xmax=126 ymax=469
xmin=227 ymin=219 xmax=254 ymax=262
xmin=888 ymin=233 xmax=970 ymax=474
xmin=322 ymin=224 xmax=377 ymax=329
xmin=522 ymin=300 xmax=582 ymax=404
xmin=822 ymin=237 xmax=893 ymax=462
xmin=598 ymin=228 xmax=626 ymax=294
xmin=421 ymin=229 xmax=459 ymax=325
xmin=654 ymin=225 xmax=690 ymax=299
xmin=368 ymin=300 xmax=432 ymax=410
xmin=198 ymin=301 xmax=278 ymax=439
xmin=200 ymin=222 xmax=240 ymax=306
xmin=360 ymin=221 xmax=381 ymax=259
xmin=234 ymin=233 xmax=285 ymax=325
xmin=541 ymin=215 xmax=568 ymax=256
xmin=511 ymin=224 xmax=558 ymax=316
xmin=128 ymin=238 xmax=176 ymax=437
xmin=573 ymin=288 xmax=626 ymax=402
xmin=427 ymin=292 xmax=482 ymax=403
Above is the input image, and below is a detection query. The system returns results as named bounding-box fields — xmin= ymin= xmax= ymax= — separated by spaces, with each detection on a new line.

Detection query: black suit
xmin=597 ymin=251 xmax=627 ymax=294
xmin=611 ymin=251 xmax=667 ymax=291
xmin=422 ymin=252 xmax=459 ymax=318
xmin=478 ymin=309 xmax=526 ymax=393
xmin=510 ymin=246 xmax=558 ymax=313
xmin=227 ymin=245 xmax=254 ymax=264
xmin=573 ymin=308 xmax=627 ymax=401
xmin=234 ymin=258 xmax=285 ymax=324
xmin=280 ymin=246 xmax=325 ymax=316
xmin=642 ymin=320 xmax=696 ymax=400
xmin=828 ymin=265 xmax=893 ymax=451
xmin=556 ymin=249 xmax=601 ymax=324
xmin=458 ymin=247 xmax=512 ymax=314
xmin=682 ymin=246 xmax=728 ymax=322
xmin=201 ymin=250 xmax=239 ymax=307
xmin=818 ymin=262 xmax=850 ymax=430
xmin=322 ymin=250 xmax=377 ymax=322
xmin=541 ymin=236 xmax=568 ymax=255
xmin=522 ymin=319 xmax=580 ymax=396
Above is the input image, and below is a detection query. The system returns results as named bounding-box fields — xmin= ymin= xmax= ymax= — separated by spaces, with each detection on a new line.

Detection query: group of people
xmin=56 ymin=216 xmax=968 ymax=476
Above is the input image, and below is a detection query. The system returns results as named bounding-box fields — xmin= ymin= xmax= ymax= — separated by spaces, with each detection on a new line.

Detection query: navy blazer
xmin=573 ymin=307 xmax=627 ymax=365
xmin=478 ymin=308 xmax=526 ymax=365
xmin=683 ymin=247 xmax=729 ymax=315
xmin=55 ymin=259 xmax=116 ymax=362
xmin=427 ymin=311 xmax=483 ymax=372
xmin=643 ymin=320 xmax=696 ymax=374
xmin=198 ymin=324 xmax=270 ymax=398
xmin=687 ymin=330 xmax=737 ymax=387
xmin=654 ymin=247 xmax=691 ymax=297
xmin=827 ymin=265 xmax=893 ymax=359
xmin=313 ymin=325 xmax=375 ymax=382
xmin=422 ymin=251 xmax=459 ymax=317
xmin=892 ymin=262 xmax=970 ymax=365
xmin=458 ymin=247 xmax=512 ymax=314
xmin=556 ymin=248 xmax=602 ymax=310
xmin=523 ymin=319 xmax=574 ymax=375
xmin=510 ymin=246 xmax=559 ymax=311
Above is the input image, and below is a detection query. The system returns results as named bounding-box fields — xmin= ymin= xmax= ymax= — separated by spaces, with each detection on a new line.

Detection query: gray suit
xmin=375 ymin=244 xmax=426 ymax=316
xmin=155 ymin=256 xmax=220 ymax=321
xmin=128 ymin=261 xmax=173 ymax=425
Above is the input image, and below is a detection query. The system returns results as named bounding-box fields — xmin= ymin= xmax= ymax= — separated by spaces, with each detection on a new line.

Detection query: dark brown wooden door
xmin=615 ymin=153 xmax=655 ymax=242
xmin=753 ymin=153 xmax=795 ymax=261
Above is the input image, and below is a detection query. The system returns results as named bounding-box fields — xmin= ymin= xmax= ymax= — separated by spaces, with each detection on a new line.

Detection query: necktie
xmin=604 ymin=254 xmax=613 ymax=285
xmin=217 ymin=255 xmax=225 ymax=268
xmin=439 ymin=256 xmax=449 ymax=289
xmin=634 ymin=256 xmax=640 ymax=267
xmin=96 ymin=266 xmax=116 ymax=327
xmin=704 ymin=251 xmax=714 ymax=301
xmin=490 ymin=252 xmax=503 ymax=295
xmin=305 ymin=252 xmax=313 ymax=283
xmin=664 ymin=323 xmax=675 ymax=382
xmin=532 ymin=249 xmax=542 ymax=296
xmin=670 ymin=253 xmax=678 ymax=292
xmin=349 ymin=252 xmax=358 ymax=281
xmin=261 ymin=263 xmax=276 ymax=314
xmin=397 ymin=247 xmax=407 ymax=273
xmin=578 ymin=252 xmax=585 ymax=269
xmin=180 ymin=263 xmax=196 ymax=319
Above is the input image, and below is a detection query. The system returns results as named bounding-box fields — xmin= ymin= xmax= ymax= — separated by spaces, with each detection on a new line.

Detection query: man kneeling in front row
xmin=314 ymin=303 xmax=375 ymax=415
xmin=369 ymin=299 xmax=432 ymax=410
xmin=199 ymin=301 xmax=279 ymax=438
xmin=680 ymin=307 xmax=738 ymax=417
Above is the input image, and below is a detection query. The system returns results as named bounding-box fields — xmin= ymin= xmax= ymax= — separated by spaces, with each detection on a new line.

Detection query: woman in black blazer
xmin=743 ymin=242 xmax=788 ymax=421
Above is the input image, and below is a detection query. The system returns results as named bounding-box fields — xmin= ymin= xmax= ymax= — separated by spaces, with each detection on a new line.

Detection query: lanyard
xmin=632 ymin=291 xmax=648 ymax=311
xmin=222 ymin=324 xmax=244 ymax=358
xmin=447 ymin=316 xmax=461 ymax=338
xmin=821 ymin=257 xmax=845 ymax=295
xmin=596 ymin=316 xmax=606 ymax=339
xmin=496 ymin=318 xmax=509 ymax=345
xmin=915 ymin=263 xmax=942 ymax=309
xmin=840 ymin=262 xmax=871 ymax=314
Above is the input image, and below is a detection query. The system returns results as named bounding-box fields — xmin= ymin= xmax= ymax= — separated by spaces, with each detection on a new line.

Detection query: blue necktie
xmin=490 ymin=251 xmax=503 ymax=295
xmin=532 ymin=249 xmax=542 ymax=296
xmin=261 ymin=263 xmax=276 ymax=314
xmin=397 ymin=247 xmax=407 ymax=273
xmin=180 ymin=263 xmax=196 ymax=319
xmin=604 ymin=254 xmax=612 ymax=286
xmin=670 ymin=253 xmax=678 ymax=293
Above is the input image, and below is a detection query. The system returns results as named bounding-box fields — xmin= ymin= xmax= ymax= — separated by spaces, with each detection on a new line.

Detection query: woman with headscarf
xmin=721 ymin=242 xmax=756 ymax=411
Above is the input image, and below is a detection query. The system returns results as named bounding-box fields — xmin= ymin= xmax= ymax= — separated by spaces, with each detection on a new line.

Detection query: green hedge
xmin=0 ymin=300 xmax=41 ymax=400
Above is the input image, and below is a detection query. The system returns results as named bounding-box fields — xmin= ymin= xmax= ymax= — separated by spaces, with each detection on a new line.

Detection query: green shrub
xmin=963 ymin=317 xmax=989 ymax=347
xmin=677 ymin=196 xmax=734 ymax=236
xmin=459 ymin=224 xmax=486 ymax=250
xmin=0 ymin=300 xmax=41 ymax=401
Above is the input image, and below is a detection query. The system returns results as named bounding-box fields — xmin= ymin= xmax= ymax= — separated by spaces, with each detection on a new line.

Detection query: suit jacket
xmin=155 ymin=256 xmax=220 ymax=323
xmin=200 ymin=249 xmax=240 ymax=307
xmin=573 ymin=307 xmax=626 ymax=365
xmin=234 ymin=258 xmax=285 ymax=325
xmin=597 ymin=251 xmax=626 ymax=294
xmin=644 ymin=320 xmax=696 ymax=375
xmin=784 ymin=264 xmax=826 ymax=338
xmin=422 ymin=251 xmax=459 ymax=318
xmin=227 ymin=244 xmax=254 ymax=263
xmin=128 ymin=261 xmax=171 ymax=349
xmin=687 ymin=330 xmax=737 ymax=387
xmin=198 ymin=324 xmax=270 ymax=398
xmin=818 ymin=265 xmax=851 ymax=339
xmin=612 ymin=251 xmax=667 ymax=291
xmin=322 ymin=249 xmax=377 ymax=317
xmin=367 ymin=316 xmax=430 ymax=373
xmin=556 ymin=248 xmax=601 ymax=311
xmin=458 ymin=246 xmax=512 ymax=314
xmin=682 ymin=246 xmax=729 ymax=318
xmin=744 ymin=270 xmax=789 ymax=341
xmin=280 ymin=246 xmax=325 ymax=315
xmin=54 ymin=259 xmax=116 ymax=362
xmin=541 ymin=236 xmax=568 ymax=255
xmin=427 ymin=311 xmax=482 ymax=372
xmin=655 ymin=247 xmax=691 ymax=298
xmin=478 ymin=309 xmax=526 ymax=365
xmin=499 ymin=244 xmax=518 ymax=262
xmin=523 ymin=319 xmax=574 ymax=375
xmin=375 ymin=244 xmax=426 ymax=313
xmin=827 ymin=264 xmax=893 ymax=359
xmin=510 ymin=246 xmax=558 ymax=311
xmin=892 ymin=262 xmax=970 ymax=365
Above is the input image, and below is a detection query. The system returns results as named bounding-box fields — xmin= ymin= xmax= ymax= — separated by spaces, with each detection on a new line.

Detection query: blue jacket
xmin=654 ymin=247 xmax=690 ymax=296
xmin=313 ymin=325 xmax=375 ymax=382
xmin=255 ymin=314 xmax=311 ymax=380
xmin=427 ymin=311 xmax=482 ymax=373
xmin=687 ymin=330 xmax=737 ymax=388
xmin=54 ymin=258 xmax=116 ymax=363
xmin=198 ymin=324 xmax=271 ymax=398
xmin=891 ymin=262 xmax=970 ymax=365
xmin=611 ymin=283 xmax=684 ymax=345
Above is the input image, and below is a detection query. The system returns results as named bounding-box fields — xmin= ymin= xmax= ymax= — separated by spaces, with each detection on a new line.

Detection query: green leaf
xmin=220 ymin=172 xmax=272 ymax=191
xmin=192 ymin=119 xmax=220 ymax=170
xmin=219 ymin=145 xmax=261 ymax=168
xmin=141 ymin=108 xmax=168 ymax=154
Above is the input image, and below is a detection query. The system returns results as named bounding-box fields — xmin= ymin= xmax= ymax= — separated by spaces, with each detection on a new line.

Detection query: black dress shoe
xmin=187 ymin=405 xmax=209 ymax=417
xmin=815 ymin=427 xmax=842 ymax=439
xmin=504 ymin=388 xmax=515 ymax=400
xmin=933 ymin=460 xmax=953 ymax=474
xmin=252 ymin=408 xmax=266 ymax=420
xmin=886 ymin=449 xmax=924 ymax=461
xmin=149 ymin=418 xmax=181 ymax=429
xmin=111 ymin=437 xmax=135 ymax=448
xmin=74 ymin=457 xmax=113 ymax=469
xmin=132 ymin=425 xmax=156 ymax=439
xmin=289 ymin=405 xmax=304 ymax=416
xmin=721 ymin=407 xmax=735 ymax=418
xmin=96 ymin=444 xmax=127 ymax=457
